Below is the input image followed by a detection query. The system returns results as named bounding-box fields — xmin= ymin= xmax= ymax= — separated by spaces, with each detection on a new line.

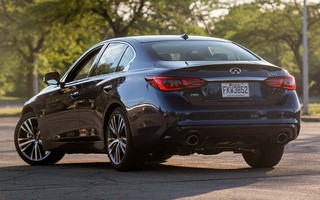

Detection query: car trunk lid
xmin=154 ymin=61 xmax=285 ymax=106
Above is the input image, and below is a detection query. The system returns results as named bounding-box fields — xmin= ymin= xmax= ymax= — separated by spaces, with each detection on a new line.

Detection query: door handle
xmin=103 ymin=85 xmax=113 ymax=93
xmin=70 ymin=91 xmax=79 ymax=100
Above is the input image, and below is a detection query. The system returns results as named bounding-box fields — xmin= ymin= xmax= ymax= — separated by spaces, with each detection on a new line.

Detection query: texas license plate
xmin=221 ymin=82 xmax=250 ymax=98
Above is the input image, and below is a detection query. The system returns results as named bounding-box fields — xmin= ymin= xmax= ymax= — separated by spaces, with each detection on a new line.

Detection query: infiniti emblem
xmin=230 ymin=68 xmax=242 ymax=75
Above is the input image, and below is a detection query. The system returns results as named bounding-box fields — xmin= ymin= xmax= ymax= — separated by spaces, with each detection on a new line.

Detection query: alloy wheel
xmin=17 ymin=117 xmax=51 ymax=161
xmin=107 ymin=113 xmax=127 ymax=165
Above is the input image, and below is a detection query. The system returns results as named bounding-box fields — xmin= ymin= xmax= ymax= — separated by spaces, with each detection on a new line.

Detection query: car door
xmin=76 ymin=43 xmax=132 ymax=145
xmin=42 ymin=45 xmax=104 ymax=151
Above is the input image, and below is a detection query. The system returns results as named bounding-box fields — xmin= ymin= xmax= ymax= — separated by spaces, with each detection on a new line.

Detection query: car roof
xmin=105 ymin=35 xmax=230 ymax=43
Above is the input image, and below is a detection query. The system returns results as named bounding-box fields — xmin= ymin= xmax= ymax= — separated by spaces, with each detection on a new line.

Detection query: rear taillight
xmin=263 ymin=75 xmax=296 ymax=90
xmin=145 ymin=76 xmax=206 ymax=91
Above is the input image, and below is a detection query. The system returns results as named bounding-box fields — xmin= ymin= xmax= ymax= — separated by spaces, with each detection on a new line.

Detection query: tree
xmin=0 ymin=0 xmax=103 ymax=97
xmin=90 ymin=0 xmax=146 ymax=37
xmin=26 ymin=0 xmax=148 ymax=39
xmin=212 ymin=0 xmax=320 ymax=94
xmin=6 ymin=0 xmax=319 ymax=98
xmin=0 ymin=0 xmax=48 ymax=98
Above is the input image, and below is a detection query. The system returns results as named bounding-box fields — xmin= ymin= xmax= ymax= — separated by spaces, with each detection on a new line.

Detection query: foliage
xmin=301 ymin=103 xmax=320 ymax=116
xmin=0 ymin=0 xmax=320 ymax=98
xmin=0 ymin=107 xmax=22 ymax=116
xmin=212 ymin=0 xmax=320 ymax=94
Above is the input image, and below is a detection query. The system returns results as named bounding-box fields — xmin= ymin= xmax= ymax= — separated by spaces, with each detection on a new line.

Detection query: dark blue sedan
xmin=14 ymin=35 xmax=300 ymax=171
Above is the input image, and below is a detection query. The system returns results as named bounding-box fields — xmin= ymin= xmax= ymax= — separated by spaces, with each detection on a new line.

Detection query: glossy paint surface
xmin=20 ymin=35 xmax=300 ymax=155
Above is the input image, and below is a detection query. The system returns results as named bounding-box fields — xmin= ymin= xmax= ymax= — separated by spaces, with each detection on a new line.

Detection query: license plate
xmin=221 ymin=82 xmax=250 ymax=98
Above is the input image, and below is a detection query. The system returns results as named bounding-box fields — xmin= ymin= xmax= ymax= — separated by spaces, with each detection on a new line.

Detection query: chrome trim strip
xmin=203 ymin=77 xmax=267 ymax=82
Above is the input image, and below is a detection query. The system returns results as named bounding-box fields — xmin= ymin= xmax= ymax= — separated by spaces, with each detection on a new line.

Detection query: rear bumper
xmin=133 ymin=117 xmax=299 ymax=150
xmin=131 ymin=88 xmax=300 ymax=151
xmin=162 ymin=123 xmax=299 ymax=145
xmin=142 ymin=122 xmax=299 ymax=155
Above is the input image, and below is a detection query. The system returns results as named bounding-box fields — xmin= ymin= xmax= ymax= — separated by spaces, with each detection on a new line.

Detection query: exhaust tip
xmin=187 ymin=135 xmax=199 ymax=146
xmin=277 ymin=133 xmax=288 ymax=144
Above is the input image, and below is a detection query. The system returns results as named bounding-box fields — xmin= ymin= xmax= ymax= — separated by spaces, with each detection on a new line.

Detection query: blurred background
xmin=0 ymin=0 xmax=319 ymax=116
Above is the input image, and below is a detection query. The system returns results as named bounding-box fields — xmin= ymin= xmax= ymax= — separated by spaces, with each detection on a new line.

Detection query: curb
xmin=0 ymin=114 xmax=20 ymax=118
xmin=301 ymin=117 xmax=320 ymax=122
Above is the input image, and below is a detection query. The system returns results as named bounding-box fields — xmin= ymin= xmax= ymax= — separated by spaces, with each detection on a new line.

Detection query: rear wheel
xmin=14 ymin=112 xmax=65 ymax=165
xmin=242 ymin=142 xmax=284 ymax=168
xmin=106 ymin=108 xmax=146 ymax=171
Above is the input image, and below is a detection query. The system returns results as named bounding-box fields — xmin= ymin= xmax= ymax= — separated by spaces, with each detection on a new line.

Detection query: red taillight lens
xmin=263 ymin=75 xmax=296 ymax=90
xmin=264 ymin=77 xmax=283 ymax=87
xmin=181 ymin=78 xmax=207 ymax=88
xmin=283 ymin=75 xmax=296 ymax=90
xmin=145 ymin=76 xmax=206 ymax=91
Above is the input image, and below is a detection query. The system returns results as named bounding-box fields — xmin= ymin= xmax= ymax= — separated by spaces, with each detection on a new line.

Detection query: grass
xmin=301 ymin=103 xmax=320 ymax=116
xmin=0 ymin=96 xmax=23 ymax=101
xmin=0 ymin=107 xmax=22 ymax=116
xmin=0 ymin=96 xmax=24 ymax=116
xmin=0 ymin=96 xmax=26 ymax=103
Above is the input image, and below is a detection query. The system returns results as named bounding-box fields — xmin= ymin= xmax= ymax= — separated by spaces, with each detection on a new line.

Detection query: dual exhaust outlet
xmin=186 ymin=135 xmax=200 ymax=146
xmin=186 ymin=132 xmax=288 ymax=146
xmin=277 ymin=132 xmax=288 ymax=144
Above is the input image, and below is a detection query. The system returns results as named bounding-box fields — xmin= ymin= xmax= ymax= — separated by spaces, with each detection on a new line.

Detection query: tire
xmin=106 ymin=107 xmax=146 ymax=171
xmin=147 ymin=153 xmax=173 ymax=162
xmin=242 ymin=142 xmax=284 ymax=168
xmin=14 ymin=112 xmax=65 ymax=165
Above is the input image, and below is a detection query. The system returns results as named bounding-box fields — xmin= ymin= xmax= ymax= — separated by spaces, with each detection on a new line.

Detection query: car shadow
xmin=0 ymin=161 xmax=274 ymax=199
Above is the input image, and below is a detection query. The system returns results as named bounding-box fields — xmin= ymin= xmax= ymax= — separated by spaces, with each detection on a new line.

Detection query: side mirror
xmin=43 ymin=72 xmax=61 ymax=86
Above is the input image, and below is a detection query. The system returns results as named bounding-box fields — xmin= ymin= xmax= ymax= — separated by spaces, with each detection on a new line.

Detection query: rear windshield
xmin=143 ymin=41 xmax=259 ymax=61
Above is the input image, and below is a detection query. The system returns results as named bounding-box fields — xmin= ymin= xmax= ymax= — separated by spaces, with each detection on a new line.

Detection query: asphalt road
xmin=0 ymin=117 xmax=319 ymax=200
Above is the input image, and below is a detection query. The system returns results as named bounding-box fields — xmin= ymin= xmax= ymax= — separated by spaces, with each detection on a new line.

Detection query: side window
xmin=118 ymin=47 xmax=135 ymax=71
xmin=92 ymin=43 xmax=127 ymax=76
xmin=66 ymin=47 xmax=101 ymax=83
xmin=74 ymin=53 xmax=98 ymax=81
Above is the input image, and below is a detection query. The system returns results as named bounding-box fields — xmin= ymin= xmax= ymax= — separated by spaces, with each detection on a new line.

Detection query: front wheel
xmin=242 ymin=142 xmax=284 ymax=168
xmin=14 ymin=112 xmax=65 ymax=165
xmin=106 ymin=108 xmax=146 ymax=171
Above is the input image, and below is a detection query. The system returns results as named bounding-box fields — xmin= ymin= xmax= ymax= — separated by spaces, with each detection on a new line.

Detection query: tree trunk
xmin=113 ymin=29 xmax=128 ymax=38
xmin=292 ymin=46 xmax=303 ymax=74
xmin=291 ymin=46 xmax=303 ymax=95
xmin=26 ymin=67 xmax=34 ymax=99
